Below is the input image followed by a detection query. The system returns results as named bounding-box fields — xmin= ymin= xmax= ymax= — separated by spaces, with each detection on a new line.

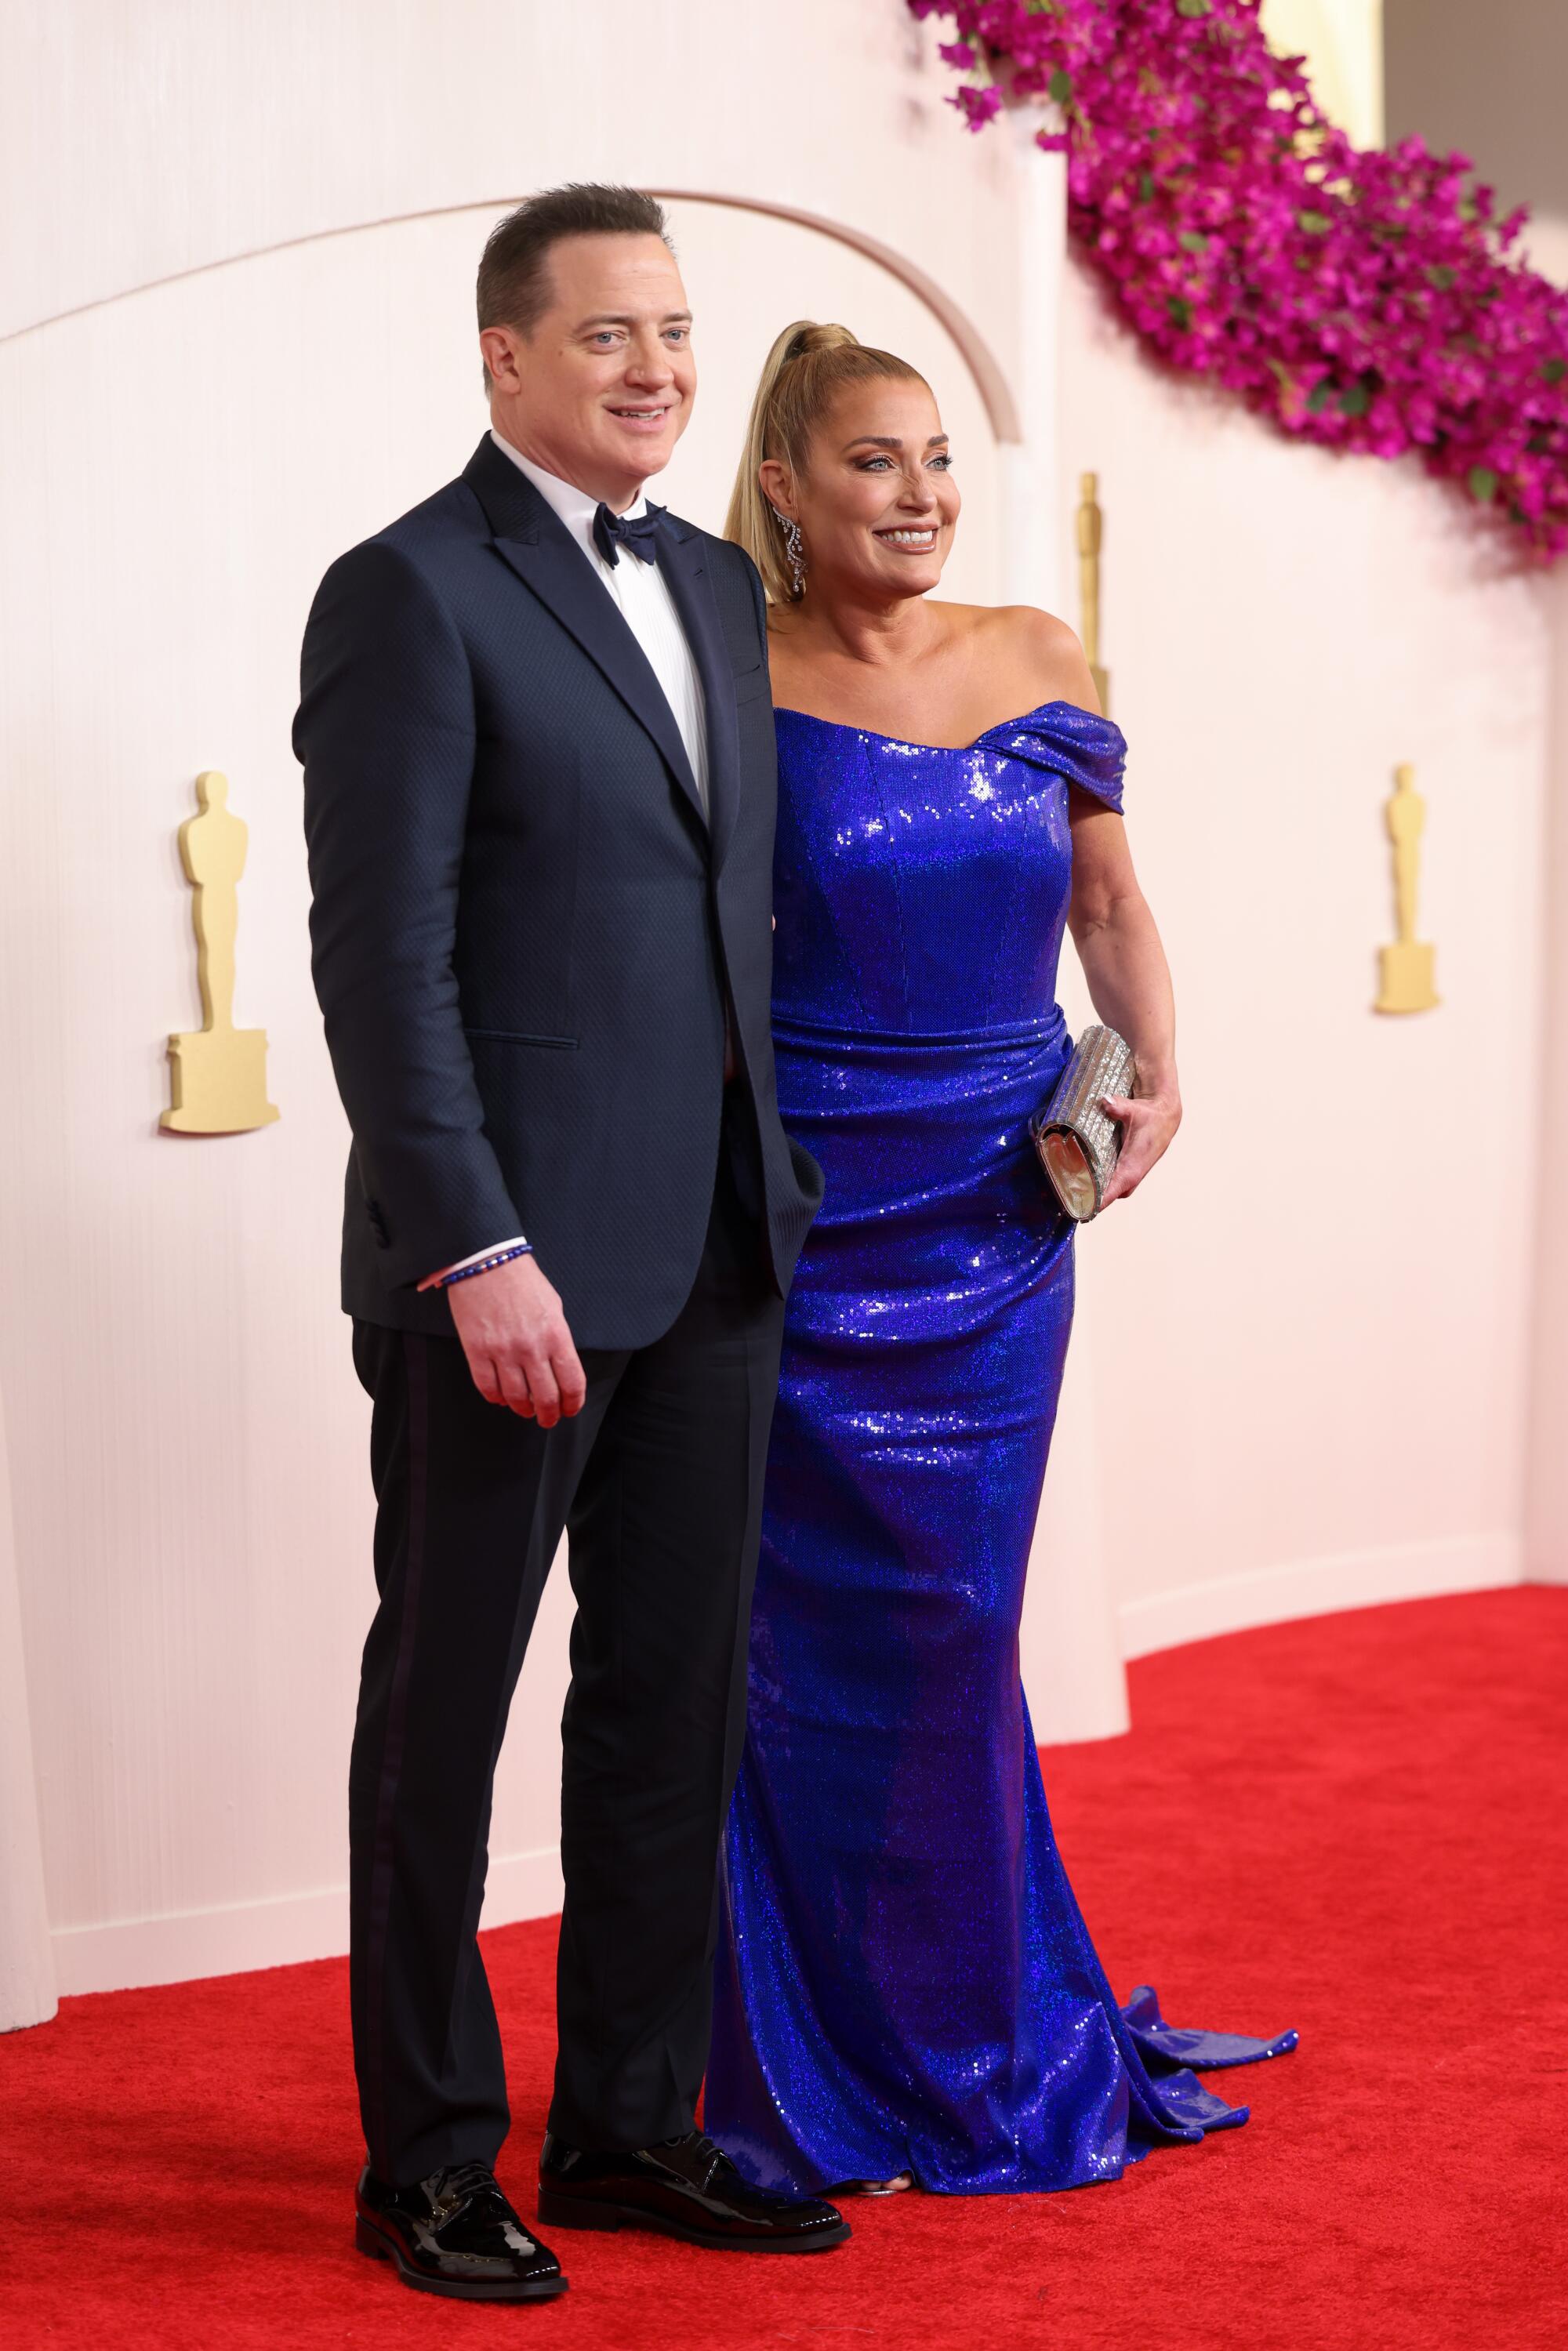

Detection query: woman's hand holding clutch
xmin=1095 ymin=1072 xmax=1181 ymax=1208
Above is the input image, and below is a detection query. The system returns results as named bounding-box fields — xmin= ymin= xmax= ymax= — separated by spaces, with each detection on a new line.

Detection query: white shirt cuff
xmin=417 ymin=1235 xmax=530 ymax=1292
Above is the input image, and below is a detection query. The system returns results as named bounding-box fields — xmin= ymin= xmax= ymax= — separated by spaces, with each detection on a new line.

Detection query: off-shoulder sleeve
xmin=985 ymin=702 xmax=1127 ymax=813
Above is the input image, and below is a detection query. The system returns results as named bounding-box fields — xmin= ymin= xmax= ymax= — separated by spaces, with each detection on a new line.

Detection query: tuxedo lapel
xmin=462 ymin=437 xmax=706 ymax=831
xmin=657 ymin=518 xmax=741 ymax=876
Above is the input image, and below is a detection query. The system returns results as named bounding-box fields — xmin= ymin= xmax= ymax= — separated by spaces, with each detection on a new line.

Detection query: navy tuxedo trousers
xmin=347 ymin=1110 xmax=783 ymax=2185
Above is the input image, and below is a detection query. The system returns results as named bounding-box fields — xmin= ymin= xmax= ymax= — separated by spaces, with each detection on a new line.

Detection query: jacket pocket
xmin=463 ymin=1027 xmax=579 ymax=1050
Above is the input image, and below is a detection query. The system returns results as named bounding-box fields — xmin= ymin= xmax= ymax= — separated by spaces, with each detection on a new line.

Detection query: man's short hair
xmin=477 ymin=183 xmax=673 ymax=384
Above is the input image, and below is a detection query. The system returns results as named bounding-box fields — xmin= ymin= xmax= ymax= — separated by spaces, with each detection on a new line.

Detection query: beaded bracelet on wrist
xmin=438 ymin=1242 xmax=534 ymax=1287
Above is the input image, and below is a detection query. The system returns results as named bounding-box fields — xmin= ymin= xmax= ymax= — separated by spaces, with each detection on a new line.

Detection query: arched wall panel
xmin=0 ymin=194 xmax=1016 ymax=1994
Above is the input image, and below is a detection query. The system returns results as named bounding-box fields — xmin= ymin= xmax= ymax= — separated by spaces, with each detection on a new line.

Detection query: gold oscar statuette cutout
xmin=1076 ymin=471 xmax=1110 ymax=715
xmin=1374 ymin=762 xmax=1439 ymax=1016
xmin=160 ymin=770 xmax=280 ymax=1134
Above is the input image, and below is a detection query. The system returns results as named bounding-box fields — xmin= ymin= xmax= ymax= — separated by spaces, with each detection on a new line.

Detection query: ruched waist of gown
xmin=771 ymin=1003 xmax=1070 ymax=1055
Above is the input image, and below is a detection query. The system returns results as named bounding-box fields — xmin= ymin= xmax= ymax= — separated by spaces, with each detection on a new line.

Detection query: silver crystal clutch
xmin=1029 ymin=1025 xmax=1135 ymax=1223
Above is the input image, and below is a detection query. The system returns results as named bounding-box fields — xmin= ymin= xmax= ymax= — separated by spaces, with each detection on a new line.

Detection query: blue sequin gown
xmin=705 ymin=702 xmax=1294 ymax=2196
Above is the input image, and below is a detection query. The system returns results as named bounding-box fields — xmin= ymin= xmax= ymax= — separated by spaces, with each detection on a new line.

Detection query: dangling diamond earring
xmin=777 ymin=512 xmax=806 ymax=600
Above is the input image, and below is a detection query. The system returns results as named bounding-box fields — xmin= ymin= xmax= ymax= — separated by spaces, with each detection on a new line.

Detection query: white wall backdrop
xmin=0 ymin=0 xmax=1025 ymax=353
xmin=2 ymin=0 xmax=1555 ymax=2002
xmin=1526 ymin=565 xmax=1568 ymax=1589
xmin=0 ymin=1387 xmax=55 ymax=2029
xmin=1054 ymin=262 xmax=1548 ymax=1656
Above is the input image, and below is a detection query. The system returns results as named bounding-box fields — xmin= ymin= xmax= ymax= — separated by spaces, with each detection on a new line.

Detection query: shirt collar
xmin=488 ymin=430 xmax=647 ymax=564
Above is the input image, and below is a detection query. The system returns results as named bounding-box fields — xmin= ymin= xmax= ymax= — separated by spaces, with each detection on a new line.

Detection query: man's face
xmin=482 ymin=233 xmax=695 ymax=509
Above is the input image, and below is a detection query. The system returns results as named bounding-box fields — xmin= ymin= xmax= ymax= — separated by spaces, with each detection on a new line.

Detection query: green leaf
xmin=1305 ymin=379 xmax=1336 ymax=414
xmin=1298 ymin=209 xmax=1332 ymax=235
xmin=1468 ymin=465 xmax=1499 ymax=503
xmin=1167 ymin=295 xmax=1192 ymax=330
xmin=1339 ymin=383 xmax=1371 ymax=417
xmin=1138 ymin=170 xmax=1156 ymax=201
xmin=1178 ymin=230 xmax=1210 ymax=253
xmin=1047 ymin=67 xmax=1073 ymax=104
xmin=1542 ymin=357 xmax=1567 ymax=384
xmin=1427 ymin=264 xmax=1456 ymax=292
xmin=1175 ymin=0 xmax=1211 ymax=16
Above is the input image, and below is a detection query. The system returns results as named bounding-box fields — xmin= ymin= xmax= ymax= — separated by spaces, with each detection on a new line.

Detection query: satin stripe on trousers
xmin=347 ymin=1125 xmax=784 ymax=2186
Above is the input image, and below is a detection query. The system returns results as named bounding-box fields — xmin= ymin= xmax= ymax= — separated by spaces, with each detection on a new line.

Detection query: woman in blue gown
xmin=704 ymin=323 xmax=1294 ymax=2198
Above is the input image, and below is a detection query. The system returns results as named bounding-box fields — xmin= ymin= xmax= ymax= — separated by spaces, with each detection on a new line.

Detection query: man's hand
xmin=446 ymin=1253 xmax=586 ymax=1427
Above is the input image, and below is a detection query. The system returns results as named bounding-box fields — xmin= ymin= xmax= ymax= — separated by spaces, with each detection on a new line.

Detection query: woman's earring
xmin=779 ymin=513 xmax=806 ymax=600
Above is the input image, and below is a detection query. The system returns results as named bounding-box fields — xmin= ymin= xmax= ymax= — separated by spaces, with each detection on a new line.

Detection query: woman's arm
xmin=994 ymin=605 xmax=1181 ymax=1210
xmin=1066 ymin=797 xmax=1181 ymax=1207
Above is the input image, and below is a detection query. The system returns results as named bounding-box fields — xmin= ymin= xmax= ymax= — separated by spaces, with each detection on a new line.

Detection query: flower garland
xmin=912 ymin=0 xmax=1568 ymax=557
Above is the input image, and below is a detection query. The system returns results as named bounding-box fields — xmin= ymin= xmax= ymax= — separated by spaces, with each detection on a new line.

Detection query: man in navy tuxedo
xmin=296 ymin=184 xmax=844 ymax=2301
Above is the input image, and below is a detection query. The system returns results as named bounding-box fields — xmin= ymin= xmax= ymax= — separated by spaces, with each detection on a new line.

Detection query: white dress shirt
xmin=490 ymin=432 xmax=709 ymax=810
xmin=419 ymin=434 xmax=711 ymax=1290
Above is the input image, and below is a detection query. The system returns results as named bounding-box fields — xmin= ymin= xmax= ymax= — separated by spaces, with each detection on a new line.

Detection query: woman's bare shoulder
xmin=942 ymin=602 xmax=1098 ymax=707
xmin=931 ymin=600 xmax=1080 ymax=654
xmin=987 ymin=602 xmax=1084 ymax=660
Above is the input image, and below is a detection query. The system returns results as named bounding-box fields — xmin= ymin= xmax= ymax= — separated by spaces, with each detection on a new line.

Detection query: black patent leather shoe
xmin=537 ymin=2129 xmax=850 ymax=2252
xmin=355 ymin=2160 xmax=567 ymax=2300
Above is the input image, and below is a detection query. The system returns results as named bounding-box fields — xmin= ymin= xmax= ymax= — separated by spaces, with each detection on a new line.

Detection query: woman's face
xmin=761 ymin=376 xmax=960 ymax=604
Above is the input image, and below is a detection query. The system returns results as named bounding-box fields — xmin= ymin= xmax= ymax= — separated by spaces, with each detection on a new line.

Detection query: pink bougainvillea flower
xmin=951 ymin=80 xmax=1004 ymax=132
xmin=911 ymin=0 xmax=1568 ymax=557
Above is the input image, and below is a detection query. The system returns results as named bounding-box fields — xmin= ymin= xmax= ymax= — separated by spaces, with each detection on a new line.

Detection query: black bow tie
xmin=593 ymin=501 xmax=666 ymax=569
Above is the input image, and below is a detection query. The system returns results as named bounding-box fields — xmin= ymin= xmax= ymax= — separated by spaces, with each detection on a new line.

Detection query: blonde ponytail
xmin=724 ymin=321 xmax=927 ymax=604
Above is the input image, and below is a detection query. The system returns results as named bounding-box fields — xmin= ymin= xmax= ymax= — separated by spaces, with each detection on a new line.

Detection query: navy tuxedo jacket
xmin=296 ymin=434 xmax=822 ymax=1348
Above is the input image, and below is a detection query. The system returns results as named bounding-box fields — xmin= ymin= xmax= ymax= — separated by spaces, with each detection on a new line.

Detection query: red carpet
xmin=4 ymin=1588 xmax=1564 ymax=2351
